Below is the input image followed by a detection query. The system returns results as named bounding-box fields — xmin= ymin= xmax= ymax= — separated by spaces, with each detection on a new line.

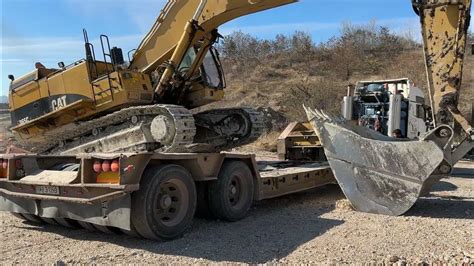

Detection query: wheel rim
xmin=153 ymin=178 xmax=189 ymax=227
xmin=228 ymin=172 xmax=249 ymax=211
xmin=228 ymin=175 xmax=242 ymax=207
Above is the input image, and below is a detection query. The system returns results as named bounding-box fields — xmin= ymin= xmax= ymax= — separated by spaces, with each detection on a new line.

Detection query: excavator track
xmin=20 ymin=106 xmax=264 ymax=155
xmin=36 ymin=105 xmax=196 ymax=155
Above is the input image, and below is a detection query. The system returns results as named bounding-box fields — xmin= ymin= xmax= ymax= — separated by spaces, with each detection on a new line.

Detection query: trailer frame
xmin=0 ymin=151 xmax=334 ymax=237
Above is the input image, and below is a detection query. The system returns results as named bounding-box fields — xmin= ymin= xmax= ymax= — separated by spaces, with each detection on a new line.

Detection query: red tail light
xmin=93 ymin=160 xmax=102 ymax=173
xmin=93 ymin=159 xmax=119 ymax=174
xmin=102 ymin=160 xmax=111 ymax=172
xmin=111 ymin=160 xmax=119 ymax=173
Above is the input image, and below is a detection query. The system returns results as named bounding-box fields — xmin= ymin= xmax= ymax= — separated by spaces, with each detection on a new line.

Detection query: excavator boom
xmin=130 ymin=0 xmax=297 ymax=74
xmin=305 ymin=0 xmax=473 ymax=216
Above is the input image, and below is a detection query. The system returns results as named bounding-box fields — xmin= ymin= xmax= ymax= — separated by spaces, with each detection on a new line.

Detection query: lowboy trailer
xmin=0 ymin=152 xmax=334 ymax=240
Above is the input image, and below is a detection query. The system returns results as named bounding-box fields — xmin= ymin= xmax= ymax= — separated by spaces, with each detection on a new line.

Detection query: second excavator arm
xmin=414 ymin=0 xmax=473 ymax=138
xmin=304 ymin=0 xmax=473 ymax=216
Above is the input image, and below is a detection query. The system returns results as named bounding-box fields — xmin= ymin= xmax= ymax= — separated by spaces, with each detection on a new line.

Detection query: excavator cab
xmin=172 ymin=45 xmax=227 ymax=108
xmin=179 ymin=46 xmax=225 ymax=90
xmin=201 ymin=47 xmax=226 ymax=90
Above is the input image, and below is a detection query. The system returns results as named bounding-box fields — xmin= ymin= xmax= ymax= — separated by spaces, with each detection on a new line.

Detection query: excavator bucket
xmin=304 ymin=106 xmax=447 ymax=216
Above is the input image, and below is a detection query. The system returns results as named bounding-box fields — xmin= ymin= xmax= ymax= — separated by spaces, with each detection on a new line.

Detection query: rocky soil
xmin=0 ymin=160 xmax=472 ymax=264
xmin=0 ymin=109 xmax=11 ymax=152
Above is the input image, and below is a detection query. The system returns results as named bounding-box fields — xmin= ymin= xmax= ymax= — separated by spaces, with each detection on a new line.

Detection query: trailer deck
xmin=0 ymin=152 xmax=334 ymax=238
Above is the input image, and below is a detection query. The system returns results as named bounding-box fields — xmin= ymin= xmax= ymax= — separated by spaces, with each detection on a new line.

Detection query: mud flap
xmin=0 ymin=194 xmax=132 ymax=230
xmin=304 ymin=107 xmax=445 ymax=216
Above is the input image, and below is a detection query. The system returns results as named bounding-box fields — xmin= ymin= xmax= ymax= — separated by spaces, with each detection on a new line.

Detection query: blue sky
xmin=0 ymin=0 xmax=452 ymax=98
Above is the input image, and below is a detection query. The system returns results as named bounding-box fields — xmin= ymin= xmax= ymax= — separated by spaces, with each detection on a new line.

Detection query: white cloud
xmin=220 ymin=17 xmax=421 ymax=39
xmin=221 ymin=21 xmax=341 ymax=36
xmin=63 ymin=0 xmax=167 ymax=33
xmin=1 ymin=34 xmax=143 ymax=92
xmin=1 ymin=35 xmax=143 ymax=63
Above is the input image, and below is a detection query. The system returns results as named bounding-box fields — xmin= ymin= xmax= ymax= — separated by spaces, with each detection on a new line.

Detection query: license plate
xmin=35 ymin=185 xmax=60 ymax=195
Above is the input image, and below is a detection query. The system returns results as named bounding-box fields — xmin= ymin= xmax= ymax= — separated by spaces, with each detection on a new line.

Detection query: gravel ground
xmin=0 ymin=161 xmax=472 ymax=264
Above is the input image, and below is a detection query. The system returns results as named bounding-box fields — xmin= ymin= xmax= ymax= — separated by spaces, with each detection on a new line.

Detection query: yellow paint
xmin=9 ymin=0 xmax=299 ymax=145
xmin=10 ymin=61 xmax=153 ymax=142
xmin=420 ymin=0 xmax=472 ymax=131
xmin=96 ymin=172 xmax=120 ymax=184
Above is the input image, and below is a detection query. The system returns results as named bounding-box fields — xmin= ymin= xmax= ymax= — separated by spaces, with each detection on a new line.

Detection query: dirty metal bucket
xmin=304 ymin=106 xmax=446 ymax=216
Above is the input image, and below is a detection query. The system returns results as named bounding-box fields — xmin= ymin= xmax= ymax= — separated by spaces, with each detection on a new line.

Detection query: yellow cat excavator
xmin=7 ymin=0 xmax=297 ymax=155
xmin=305 ymin=0 xmax=473 ymax=215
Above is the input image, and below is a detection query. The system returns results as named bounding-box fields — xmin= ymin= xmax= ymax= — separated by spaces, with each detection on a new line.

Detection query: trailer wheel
xmin=208 ymin=161 xmax=254 ymax=222
xmin=131 ymin=165 xmax=197 ymax=240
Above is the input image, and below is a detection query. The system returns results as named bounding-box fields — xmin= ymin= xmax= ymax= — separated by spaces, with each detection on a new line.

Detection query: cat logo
xmin=18 ymin=117 xmax=30 ymax=125
xmin=52 ymin=96 xmax=67 ymax=111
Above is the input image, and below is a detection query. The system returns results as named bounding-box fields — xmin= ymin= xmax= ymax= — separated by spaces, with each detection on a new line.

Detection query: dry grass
xmin=212 ymin=34 xmax=473 ymax=126
xmin=236 ymin=131 xmax=281 ymax=153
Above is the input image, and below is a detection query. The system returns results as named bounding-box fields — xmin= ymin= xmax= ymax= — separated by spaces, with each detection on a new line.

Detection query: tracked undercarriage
xmin=194 ymin=108 xmax=265 ymax=151
xmin=16 ymin=106 xmax=264 ymax=155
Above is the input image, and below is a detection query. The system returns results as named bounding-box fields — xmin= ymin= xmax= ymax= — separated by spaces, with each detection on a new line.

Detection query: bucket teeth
xmin=304 ymin=106 xmax=446 ymax=216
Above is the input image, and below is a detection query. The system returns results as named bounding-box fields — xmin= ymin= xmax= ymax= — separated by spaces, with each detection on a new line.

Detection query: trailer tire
xmin=208 ymin=161 xmax=254 ymax=222
xmin=131 ymin=164 xmax=197 ymax=240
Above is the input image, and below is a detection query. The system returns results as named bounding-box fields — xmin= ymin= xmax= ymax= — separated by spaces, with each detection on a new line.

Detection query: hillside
xmin=0 ymin=25 xmax=472 ymax=152
xmin=0 ymin=108 xmax=11 ymax=152
xmin=204 ymin=25 xmax=473 ymax=132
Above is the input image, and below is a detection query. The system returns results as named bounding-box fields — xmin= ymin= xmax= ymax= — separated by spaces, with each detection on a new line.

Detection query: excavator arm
xmin=414 ymin=0 xmax=473 ymax=135
xmin=304 ymin=0 xmax=473 ymax=216
xmin=129 ymin=0 xmax=297 ymax=97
